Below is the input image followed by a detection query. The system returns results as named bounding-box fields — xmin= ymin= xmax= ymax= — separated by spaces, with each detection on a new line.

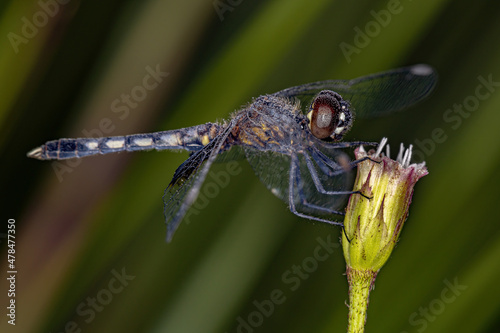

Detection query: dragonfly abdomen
xmin=27 ymin=123 xmax=222 ymax=160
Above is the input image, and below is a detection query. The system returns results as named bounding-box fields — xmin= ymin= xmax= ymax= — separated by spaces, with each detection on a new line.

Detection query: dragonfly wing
xmin=275 ymin=64 xmax=437 ymax=118
xmin=243 ymin=149 xmax=292 ymax=203
xmin=163 ymin=121 xmax=235 ymax=241
xmin=244 ymin=144 xmax=354 ymax=221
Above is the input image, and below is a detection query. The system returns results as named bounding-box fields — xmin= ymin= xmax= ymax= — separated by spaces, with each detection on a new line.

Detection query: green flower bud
xmin=342 ymin=138 xmax=428 ymax=333
xmin=342 ymin=138 xmax=428 ymax=271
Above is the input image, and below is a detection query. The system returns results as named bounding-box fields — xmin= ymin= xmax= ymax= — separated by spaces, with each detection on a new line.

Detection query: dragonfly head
xmin=307 ymin=90 xmax=353 ymax=141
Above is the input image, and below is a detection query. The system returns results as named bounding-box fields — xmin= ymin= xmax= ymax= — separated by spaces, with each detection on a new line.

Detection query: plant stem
xmin=346 ymin=267 xmax=378 ymax=333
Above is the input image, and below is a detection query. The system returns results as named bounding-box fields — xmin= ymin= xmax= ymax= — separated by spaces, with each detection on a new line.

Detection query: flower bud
xmin=342 ymin=138 xmax=428 ymax=272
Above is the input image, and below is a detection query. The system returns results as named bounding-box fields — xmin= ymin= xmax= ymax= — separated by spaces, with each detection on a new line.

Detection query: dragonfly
xmin=28 ymin=64 xmax=437 ymax=241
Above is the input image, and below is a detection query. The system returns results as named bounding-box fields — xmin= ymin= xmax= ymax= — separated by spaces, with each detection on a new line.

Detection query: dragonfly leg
xmin=306 ymin=150 xmax=375 ymax=199
xmin=309 ymin=147 xmax=378 ymax=175
xmin=308 ymin=147 xmax=349 ymax=177
xmin=287 ymin=154 xmax=345 ymax=224
xmin=315 ymin=140 xmax=378 ymax=150
xmin=303 ymin=151 xmax=360 ymax=196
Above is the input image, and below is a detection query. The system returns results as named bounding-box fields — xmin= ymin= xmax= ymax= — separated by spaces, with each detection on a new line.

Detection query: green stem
xmin=346 ymin=267 xmax=378 ymax=333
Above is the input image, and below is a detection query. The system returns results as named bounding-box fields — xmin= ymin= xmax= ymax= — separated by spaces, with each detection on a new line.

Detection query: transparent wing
xmin=243 ymin=149 xmax=291 ymax=203
xmin=163 ymin=121 xmax=235 ymax=241
xmin=275 ymin=64 xmax=437 ymax=118
xmin=244 ymin=144 xmax=355 ymax=221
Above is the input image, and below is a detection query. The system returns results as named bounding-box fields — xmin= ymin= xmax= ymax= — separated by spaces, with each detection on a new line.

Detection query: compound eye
xmin=307 ymin=91 xmax=341 ymax=139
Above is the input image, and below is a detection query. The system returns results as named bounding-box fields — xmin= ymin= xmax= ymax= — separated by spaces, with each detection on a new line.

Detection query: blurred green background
xmin=1 ymin=0 xmax=500 ymax=332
